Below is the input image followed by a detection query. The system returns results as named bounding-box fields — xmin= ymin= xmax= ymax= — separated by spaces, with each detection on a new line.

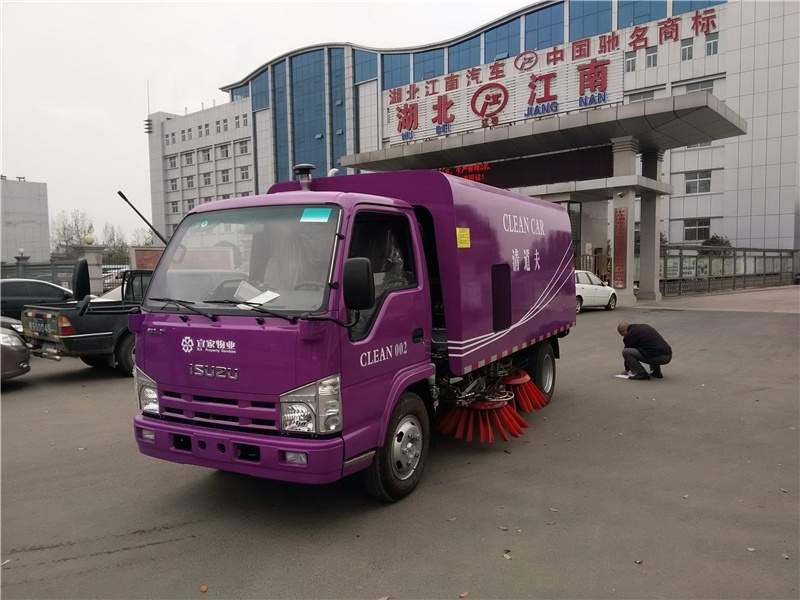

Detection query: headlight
xmin=134 ymin=366 xmax=159 ymax=415
xmin=280 ymin=374 xmax=341 ymax=434
xmin=0 ymin=332 xmax=24 ymax=347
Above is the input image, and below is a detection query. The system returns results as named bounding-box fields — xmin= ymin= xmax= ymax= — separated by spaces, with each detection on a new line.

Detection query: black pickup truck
xmin=21 ymin=268 xmax=151 ymax=375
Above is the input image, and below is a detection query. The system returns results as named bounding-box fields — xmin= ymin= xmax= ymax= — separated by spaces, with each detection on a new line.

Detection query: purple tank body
xmin=133 ymin=170 xmax=575 ymax=487
xmin=270 ymin=171 xmax=576 ymax=375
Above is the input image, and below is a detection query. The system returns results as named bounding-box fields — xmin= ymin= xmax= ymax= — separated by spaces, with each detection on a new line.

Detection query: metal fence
xmin=577 ymin=245 xmax=797 ymax=296
xmin=1 ymin=261 xmax=76 ymax=288
xmin=655 ymin=246 xmax=796 ymax=296
xmin=1 ymin=260 xmax=131 ymax=292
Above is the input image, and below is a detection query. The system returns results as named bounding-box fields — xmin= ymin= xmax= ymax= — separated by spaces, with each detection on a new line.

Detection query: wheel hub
xmin=391 ymin=416 xmax=423 ymax=480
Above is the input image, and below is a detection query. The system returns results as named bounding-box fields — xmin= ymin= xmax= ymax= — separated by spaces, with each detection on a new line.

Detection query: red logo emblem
xmin=470 ymin=83 xmax=509 ymax=118
xmin=514 ymin=51 xmax=539 ymax=72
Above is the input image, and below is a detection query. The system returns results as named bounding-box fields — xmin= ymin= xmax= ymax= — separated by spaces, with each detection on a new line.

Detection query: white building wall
xmin=0 ymin=178 xmax=50 ymax=263
xmin=356 ymin=80 xmax=379 ymax=154
xmin=716 ymin=0 xmax=799 ymax=249
xmin=150 ymin=99 xmax=254 ymax=237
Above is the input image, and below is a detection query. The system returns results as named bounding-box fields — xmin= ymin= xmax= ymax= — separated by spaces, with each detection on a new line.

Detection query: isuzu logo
xmin=189 ymin=364 xmax=239 ymax=380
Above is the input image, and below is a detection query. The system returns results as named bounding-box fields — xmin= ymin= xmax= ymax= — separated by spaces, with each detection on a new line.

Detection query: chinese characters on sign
xmin=385 ymin=7 xmax=718 ymax=145
xmin=438 ymin=162 xmax=491 ymax=182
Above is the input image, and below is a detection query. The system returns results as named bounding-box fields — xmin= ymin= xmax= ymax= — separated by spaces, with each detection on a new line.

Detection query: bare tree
xmin=130 ymin=227 xmax=154 ymax=247
xmin=51 ymin=210 xmax=95 ymax=256
xmin=102 ymin=223 xmax=129 ymax=264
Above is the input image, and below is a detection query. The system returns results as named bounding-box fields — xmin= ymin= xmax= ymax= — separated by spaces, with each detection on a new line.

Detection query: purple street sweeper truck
xmin=131 ymin=167 xmax=576 ymax=501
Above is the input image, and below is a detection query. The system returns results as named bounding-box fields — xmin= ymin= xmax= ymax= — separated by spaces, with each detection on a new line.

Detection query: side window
xmin=577 ymin=272 xmax=591 ymax=285
xmin=31 ymin=283 xmax=64 ymax=299
xmin=347 ymin=211 xmax=416 ymax=338
xmin=587 ymin=273 xmax=604 ymax=286
xmin=3 ymin=282 xmax=29 ymax=296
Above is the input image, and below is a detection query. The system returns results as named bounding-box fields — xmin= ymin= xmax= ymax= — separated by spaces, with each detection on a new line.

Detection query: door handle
xmin=412 ymin=328 xmax=423 ymax=343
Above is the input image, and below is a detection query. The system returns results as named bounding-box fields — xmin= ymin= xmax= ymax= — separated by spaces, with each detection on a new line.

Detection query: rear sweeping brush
xmin=436 ymin=391 xmax=530 ymax=443
xmin=503 ymin=369 xmax=549 ymax=413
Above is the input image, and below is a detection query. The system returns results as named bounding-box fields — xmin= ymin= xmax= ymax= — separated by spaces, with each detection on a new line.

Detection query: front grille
xmin=159 ymin=389 xmax=279 ymax=432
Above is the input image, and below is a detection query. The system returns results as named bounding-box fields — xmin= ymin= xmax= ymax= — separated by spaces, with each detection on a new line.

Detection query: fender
xmin=341 ymin=361 xmax=435 ymax=478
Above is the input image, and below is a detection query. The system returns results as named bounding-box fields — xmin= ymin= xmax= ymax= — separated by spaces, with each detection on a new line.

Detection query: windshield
xmin=144 ymin=205 xmax=341 ymax=315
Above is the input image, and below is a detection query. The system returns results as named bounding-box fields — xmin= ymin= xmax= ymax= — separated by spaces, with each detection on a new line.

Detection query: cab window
xmin=348 ymin=211 xmax=416 ymax=339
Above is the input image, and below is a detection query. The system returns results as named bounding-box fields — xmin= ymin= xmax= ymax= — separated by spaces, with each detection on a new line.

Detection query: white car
xmin=575 ymin=270 xmax=617 ymax=314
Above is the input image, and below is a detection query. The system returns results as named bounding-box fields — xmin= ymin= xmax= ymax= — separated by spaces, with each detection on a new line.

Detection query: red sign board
xmin=614 ymin=208 xmax=627 ymax=289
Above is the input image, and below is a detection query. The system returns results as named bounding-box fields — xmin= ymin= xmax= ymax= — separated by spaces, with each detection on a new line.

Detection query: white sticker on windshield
xmin=237 ymin=290 xmax=280 ymax=308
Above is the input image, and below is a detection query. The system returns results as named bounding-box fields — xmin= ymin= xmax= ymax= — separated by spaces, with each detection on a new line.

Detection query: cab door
xmin=339 ymin=209 xmax=431 ymax=456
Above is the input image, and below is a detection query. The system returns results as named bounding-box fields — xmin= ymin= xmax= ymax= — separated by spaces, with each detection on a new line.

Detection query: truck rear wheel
xmin=530 ymin=341 xmax=556 ymax=401
xmin=362 ymin=392 xmax=429 ymax=503
xmin=115 ymin=333 xmax=136 ymax=376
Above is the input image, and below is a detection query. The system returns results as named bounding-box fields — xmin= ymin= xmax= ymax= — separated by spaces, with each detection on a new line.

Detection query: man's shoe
xmin=650 ymin=369 xmax=663 ymax=379
xmin=628 ymin=372 xmax=651 ymax=380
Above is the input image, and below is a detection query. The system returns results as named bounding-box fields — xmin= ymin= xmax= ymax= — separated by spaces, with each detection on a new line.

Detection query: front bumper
xmin=134 ymin=415 xmax=345 ymax=484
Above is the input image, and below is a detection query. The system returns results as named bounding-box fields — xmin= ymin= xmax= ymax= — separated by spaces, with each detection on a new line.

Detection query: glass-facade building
xmin=147 ymin=0 xmax=799 ymax=254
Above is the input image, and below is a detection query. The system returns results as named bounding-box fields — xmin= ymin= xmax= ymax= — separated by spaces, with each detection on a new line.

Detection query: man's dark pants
xmin=622 ymin=348 xmax=672 ymax=376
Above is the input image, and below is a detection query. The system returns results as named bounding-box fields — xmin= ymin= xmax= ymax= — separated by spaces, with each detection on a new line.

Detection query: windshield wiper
xmin=149 ymin=297 xmax=218 ymax=322
xmin=204 ymin=299 xmax=298 ymax=323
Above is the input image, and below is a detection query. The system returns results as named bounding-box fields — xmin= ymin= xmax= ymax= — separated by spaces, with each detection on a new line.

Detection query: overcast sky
xmin=2 ymin=0 xmax=535 ymax=241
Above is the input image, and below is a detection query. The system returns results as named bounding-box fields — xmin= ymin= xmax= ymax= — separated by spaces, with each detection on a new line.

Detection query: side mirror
xmin=342 ymin=257 xmax=375 ymax=311
xmin=72 ymin=259 xmax=90 ymax=302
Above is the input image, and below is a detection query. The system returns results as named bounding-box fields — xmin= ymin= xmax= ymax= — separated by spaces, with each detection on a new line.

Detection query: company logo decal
xmin=181 ymin=336 xmax=237 ymax=355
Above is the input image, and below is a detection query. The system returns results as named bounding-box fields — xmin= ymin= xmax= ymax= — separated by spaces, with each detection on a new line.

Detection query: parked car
xmin=1 ymin=315 xmax=25 ymax=336
xmin=1 ymin=327 xmax=30 ymax=381
xmin=0 ymin=279 xmax=73 ymax=320
xmin=575 ymin=270 xmax=617 ymax=314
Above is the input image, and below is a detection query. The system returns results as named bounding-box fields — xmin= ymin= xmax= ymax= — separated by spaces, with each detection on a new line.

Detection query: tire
xmin=363 ymin=392 xmax=429 ymax=503
xmin=80 ymin=356 xmax=110 ymax=369
xmin=605 ymin=294 xmax=617 ymax=311
xmin=115 ymin=333 xmax=136 ymax=376
xmin=530 ymin=341 xmax=556 ymax=401
xmin=576 ymin=297 xmax=583 ymax=314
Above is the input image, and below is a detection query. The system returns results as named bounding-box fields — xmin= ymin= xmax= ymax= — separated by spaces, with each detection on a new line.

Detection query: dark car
xmin=1 ymin=327 xmax=30 ymax=381
xmin=0 ymin=279 xmax=73 ymax=320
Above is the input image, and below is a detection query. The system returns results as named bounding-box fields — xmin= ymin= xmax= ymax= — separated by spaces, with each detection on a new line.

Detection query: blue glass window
xmin=525 ymin=3 xmax=564 ymax=50
xmin=673 ymin=0 xmax=726 ymax=16
xmin=251 ymin=71 xmax=269 ymax=111
xmin=329 ymin=48 xmax=346 ymax=175
xmin=448 ymin=36 xmax=480 ymax=73
xmin=354 ymin=49 xmax=377 ymax=83
xmin=413 ymin=49 xmax=444 ymax=82
xmin=485 ymin=19 xmax=520 ymax=61
xmin=618 ymin=0 xmax=667 ymax=28
xmin=291 ymin=50 xmax=327 ymax=175
xmin=272 ymin=61 xmax=290 ymax=182
xmin=231 ymin=84 xmax=250 ymax=101
xmin=382 ymin=53 xmax=410 ymax=90
xmin=569 ymin=0 xmax=612 ymax=41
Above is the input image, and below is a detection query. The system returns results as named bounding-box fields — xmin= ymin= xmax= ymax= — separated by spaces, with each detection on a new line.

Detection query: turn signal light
xmin=57 ymin=316 xmax=75 ymax=336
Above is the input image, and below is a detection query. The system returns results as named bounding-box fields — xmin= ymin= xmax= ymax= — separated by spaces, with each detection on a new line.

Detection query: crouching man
xmin=617 ymin=322 xmax=673 ymax=380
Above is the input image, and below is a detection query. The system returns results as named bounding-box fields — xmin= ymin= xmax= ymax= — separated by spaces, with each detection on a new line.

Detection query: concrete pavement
xmin=635 ymin=285 xmax=800 ymax=313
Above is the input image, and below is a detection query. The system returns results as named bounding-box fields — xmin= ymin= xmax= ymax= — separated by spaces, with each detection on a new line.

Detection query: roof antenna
xmin=293 ymin=164 xmax=315 ymax=191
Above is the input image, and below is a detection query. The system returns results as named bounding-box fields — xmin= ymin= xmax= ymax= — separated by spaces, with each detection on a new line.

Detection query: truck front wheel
xmin=530 ymin=341 xmax=556 ymax=401
xmin=115 ymin=333 xmax=136 ymax=376
xmin=363 ymin=392 xmax=430 ymax=503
